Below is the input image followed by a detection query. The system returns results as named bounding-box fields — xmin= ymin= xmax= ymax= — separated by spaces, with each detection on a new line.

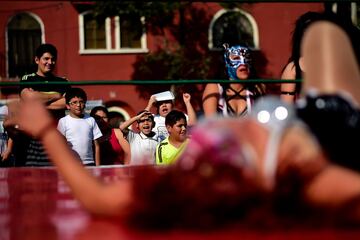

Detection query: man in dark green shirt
xmin=17 ymin=43 xmax=70 ymax=166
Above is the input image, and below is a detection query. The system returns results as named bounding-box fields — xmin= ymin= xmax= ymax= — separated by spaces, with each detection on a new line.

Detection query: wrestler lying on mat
xmin=6 ymin=21 xmax=360 ymax=228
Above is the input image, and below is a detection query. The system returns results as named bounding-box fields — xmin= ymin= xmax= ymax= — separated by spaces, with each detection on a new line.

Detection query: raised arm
xmin=202 ymin=83 xmax=220 ymax=117
xmin=9 ymin=99 xmax=132 ymax=217
xmin=144 ymin=95 xmax=157 ymax=112
xmin=119 ymin=111 xmax=151 ymax=131
xmin=114 ymin=128 xmax=131 ymax=164
xmin=183 ymin=93 xmax=197 ymax=126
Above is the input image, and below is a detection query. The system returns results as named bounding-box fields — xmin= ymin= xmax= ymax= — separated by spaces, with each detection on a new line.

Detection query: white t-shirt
xmin=57 ymin=114 xmax=102 ymax=165
xmin=0 ymin=105 xmax=8 ymax=154
xmin=127 ymin=131 xmax=158 ymax=165
xmin=153 ymin=115 xmax=168 ymax=142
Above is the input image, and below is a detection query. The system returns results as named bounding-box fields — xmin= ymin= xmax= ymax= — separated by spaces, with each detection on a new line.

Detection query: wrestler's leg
xmin=301 ymin=21 xmax=360 ymax=104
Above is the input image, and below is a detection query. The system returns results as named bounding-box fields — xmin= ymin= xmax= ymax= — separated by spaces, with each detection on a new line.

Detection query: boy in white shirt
xmin=0 ymin=104 xmax=13 ymax=165
xmin=57 ymin=88 xmax=102 ymax=166
xmin=120 ymin=110 xmax=158 ymax=165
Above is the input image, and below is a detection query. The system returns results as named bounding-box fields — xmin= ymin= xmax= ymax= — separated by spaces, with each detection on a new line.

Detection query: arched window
xmin=79 ymin=11 xmax=147 ymax=54
xmin=209 ymin=9 xmax=259 ymax=50
xmin=7 ymin=13 xmax=43 ymax=78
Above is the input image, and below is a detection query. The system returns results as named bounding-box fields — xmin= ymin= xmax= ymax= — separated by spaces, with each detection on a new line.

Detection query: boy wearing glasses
xmin=120 ymin=110 xmax=159 ymax=165
xmin=57 ymin=88 xmax=102 ymax=166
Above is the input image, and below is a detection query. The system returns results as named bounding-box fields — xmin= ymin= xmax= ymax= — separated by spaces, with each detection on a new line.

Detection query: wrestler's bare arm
xmin=202 ymin=84 xmax=220 ymax=117
xmin=10 ymin=100 xmax=132 ymax=217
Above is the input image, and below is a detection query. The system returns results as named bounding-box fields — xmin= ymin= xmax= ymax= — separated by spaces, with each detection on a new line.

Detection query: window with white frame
xmin=209 ymin=9 xmax=259 ymax=50
xmin=83 ymin=13 xmax=106 ymax=49
xmin=7 ymin=12 xmax=43 ymax=78
xmin=79 ymin=11 xmax=147 ymax=54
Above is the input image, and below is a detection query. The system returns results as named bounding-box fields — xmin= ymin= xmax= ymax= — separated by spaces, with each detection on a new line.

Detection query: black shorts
xmin=296 ymin=94 xmax=360 ymax=171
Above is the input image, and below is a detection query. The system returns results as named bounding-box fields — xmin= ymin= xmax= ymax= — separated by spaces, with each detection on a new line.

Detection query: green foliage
xmin=94 ymin=1 xmax=182 ymax=31
xmin=93 ymin=1 xmax=215 ymax=99
xmin=133 ymin=46 xmax=212 ymax=100
xmin=94 ymin=1 xmax=181 ymax=18
xmin=219 ymin=2 xmax=240 ymax=10
xmin=135 ymin=47 xmax=211 ymax=81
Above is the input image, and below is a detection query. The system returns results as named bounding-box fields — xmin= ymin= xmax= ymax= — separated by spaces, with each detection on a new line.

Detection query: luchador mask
xmin=223 ymin=43 xmax=252 ymax=80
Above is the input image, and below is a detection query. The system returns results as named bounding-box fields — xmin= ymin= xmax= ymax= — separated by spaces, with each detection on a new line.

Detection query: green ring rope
xmin=0 ymin=79 xmax=302 ymax=86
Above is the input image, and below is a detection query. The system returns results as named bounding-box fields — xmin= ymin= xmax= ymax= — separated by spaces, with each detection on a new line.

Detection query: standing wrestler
xmin=202 ymin=44 xmax=265 ymax=117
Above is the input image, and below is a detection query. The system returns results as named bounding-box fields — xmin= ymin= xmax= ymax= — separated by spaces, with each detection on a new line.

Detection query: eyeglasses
xmin=69 ymin=100 xmax=85 ymax=106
